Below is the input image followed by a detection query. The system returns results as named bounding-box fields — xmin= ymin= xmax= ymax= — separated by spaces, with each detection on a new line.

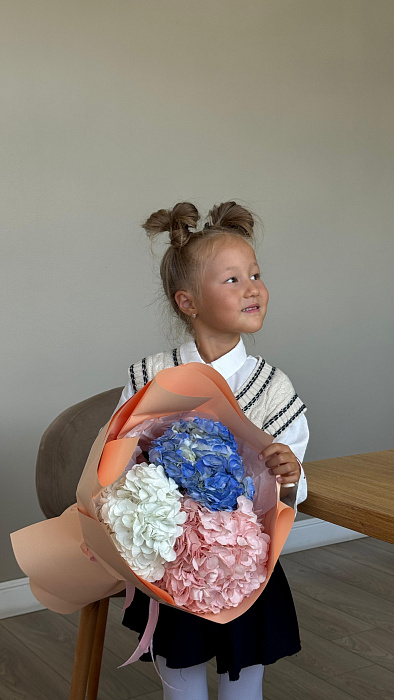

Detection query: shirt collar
xmin=179 ymin=338 xmax=247 ymax=380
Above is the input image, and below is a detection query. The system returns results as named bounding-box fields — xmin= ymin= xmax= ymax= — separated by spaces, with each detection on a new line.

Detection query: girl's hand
xmin=259 ymin=443 xmax=301 ymax=487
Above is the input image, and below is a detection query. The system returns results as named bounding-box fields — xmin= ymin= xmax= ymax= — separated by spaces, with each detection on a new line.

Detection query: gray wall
xmin=1 ymin=0 xmax=393 ymax=582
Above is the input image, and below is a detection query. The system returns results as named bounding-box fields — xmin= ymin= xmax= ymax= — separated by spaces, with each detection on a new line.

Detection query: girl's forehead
xmin=206 ymin=237 xmax=258 ymax=268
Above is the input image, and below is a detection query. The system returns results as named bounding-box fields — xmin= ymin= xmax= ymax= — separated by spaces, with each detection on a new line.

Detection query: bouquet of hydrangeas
xmin=96 ymin=416 xmax=270 ymax=614
xmin=11 ymin=363 xmax=294 ymax=626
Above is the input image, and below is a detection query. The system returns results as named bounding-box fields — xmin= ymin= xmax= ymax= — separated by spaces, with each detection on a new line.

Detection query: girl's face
xmin=194 ymin=237 xmax=269 ymax=339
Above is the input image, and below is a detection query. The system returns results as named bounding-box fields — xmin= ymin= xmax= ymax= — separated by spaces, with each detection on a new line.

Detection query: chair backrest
xmin=36 ymin=387 xmax=122 ymax=519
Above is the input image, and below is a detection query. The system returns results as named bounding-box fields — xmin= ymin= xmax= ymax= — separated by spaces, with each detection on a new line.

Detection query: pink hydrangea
xmin=158 ymin=496 xmax=270 ymax=614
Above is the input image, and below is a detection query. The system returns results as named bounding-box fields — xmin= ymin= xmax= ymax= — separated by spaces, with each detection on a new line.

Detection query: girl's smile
xmin=242 ymin=304 xmax=261 ymax=313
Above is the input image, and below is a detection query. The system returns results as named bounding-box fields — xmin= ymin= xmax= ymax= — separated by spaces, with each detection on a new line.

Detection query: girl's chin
xmin=239 ymin=321 xmax=264 ymax=335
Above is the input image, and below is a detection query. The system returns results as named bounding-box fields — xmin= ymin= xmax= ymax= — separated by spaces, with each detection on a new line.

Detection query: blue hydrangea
xmin=148 ymin=417 xmax=254 ymax=511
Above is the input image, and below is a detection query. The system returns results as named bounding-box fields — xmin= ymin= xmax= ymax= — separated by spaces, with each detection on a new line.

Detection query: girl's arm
xmin=260 ymin=415 xmax=309 ymax=512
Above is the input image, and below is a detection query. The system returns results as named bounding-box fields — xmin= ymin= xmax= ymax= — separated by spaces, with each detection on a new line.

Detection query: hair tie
xmin=203 ymin=222 xmax=210 ymax=230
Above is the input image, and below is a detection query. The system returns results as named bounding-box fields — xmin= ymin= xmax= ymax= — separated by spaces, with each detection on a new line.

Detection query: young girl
xmin=116 ymin=201 xmax=308 ymax=700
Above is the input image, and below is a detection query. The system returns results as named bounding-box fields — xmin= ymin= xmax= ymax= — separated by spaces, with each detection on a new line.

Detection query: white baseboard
xmin=0 ymin=577 xmax=44 ymax=620
xmin=281 ymin=516 xmax=367 ymax=554
xmin=1 ymin=518 xmax=366 ymax=619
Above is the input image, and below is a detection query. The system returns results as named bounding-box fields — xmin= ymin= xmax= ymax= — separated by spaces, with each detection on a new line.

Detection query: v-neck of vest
xmin=172 ymin=351 xmax=271 ymax=412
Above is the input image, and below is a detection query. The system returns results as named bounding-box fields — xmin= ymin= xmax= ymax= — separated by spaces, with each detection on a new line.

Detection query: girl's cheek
xmin=258 ymin=282 xmax=269 ymax=303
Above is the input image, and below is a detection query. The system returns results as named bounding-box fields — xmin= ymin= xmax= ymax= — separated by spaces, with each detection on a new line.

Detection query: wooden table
xmin=298 ymin=449 xmax=394 ymax=544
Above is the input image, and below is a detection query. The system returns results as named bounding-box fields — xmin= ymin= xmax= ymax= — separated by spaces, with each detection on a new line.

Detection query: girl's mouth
xmin=242 ymin=305 xmax=260 ymax=313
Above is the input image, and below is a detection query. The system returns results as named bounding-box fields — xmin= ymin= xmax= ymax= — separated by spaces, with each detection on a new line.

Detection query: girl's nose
xmin=245 ymin=280 xmax=259 ymax=296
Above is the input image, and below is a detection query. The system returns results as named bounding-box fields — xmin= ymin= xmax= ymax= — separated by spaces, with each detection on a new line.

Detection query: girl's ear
xmin=174 ymin=290 xmax=198 ymax=318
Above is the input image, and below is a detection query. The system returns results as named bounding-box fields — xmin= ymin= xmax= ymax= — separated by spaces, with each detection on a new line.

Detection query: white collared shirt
xmin=180 ymin=338 xmax=257 ymax=393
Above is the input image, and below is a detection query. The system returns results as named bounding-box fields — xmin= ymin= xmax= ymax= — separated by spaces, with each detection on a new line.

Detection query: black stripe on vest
xmin=242 ymin=367 xmax=276 ymax=413
xmin=235 ymin=359 xmax=266 ymax=401
xmin=271 ymin=403 xmax=307 ymax=438
xmin=262 ymin=394 xmax=299 ymax=430
xmin=129 ymin=364 xmax=138 ymax=393
xmin=172 ymin=348 xmax=179 ymax=366
xmin=141 ymin=358 xmax=148 ymax=385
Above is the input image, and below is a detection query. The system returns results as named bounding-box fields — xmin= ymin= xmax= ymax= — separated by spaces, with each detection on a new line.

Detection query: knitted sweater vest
xmin=127 ymin=349 xmax=306 ymax=439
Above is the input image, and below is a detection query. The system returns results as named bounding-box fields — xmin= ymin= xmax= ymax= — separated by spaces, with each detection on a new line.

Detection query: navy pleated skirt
xmin=122 ymin=560 xmax=300 ymax=681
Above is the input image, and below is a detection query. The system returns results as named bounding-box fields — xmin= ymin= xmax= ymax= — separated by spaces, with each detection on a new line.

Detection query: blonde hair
xmin=143 ymin=201 xmax=257 ymax=332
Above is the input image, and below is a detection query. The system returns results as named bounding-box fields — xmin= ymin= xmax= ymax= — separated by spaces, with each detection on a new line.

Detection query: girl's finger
xmin=259 ymin=443 xmax=289 ymax=461
xmin=265 ymin=456 xmax=297 ymax=471
xmin=269 ymin=465 xmax=299 ymax=477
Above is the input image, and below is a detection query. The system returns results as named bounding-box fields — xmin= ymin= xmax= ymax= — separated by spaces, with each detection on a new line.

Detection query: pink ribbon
xmin=80 ymin=542 xmax=97 ymax=562
xmin=122 ymin=581 xmax=135 ymax=612
xmin=118 ymin=596 xmax=160 ymax=668
xmin=119 ymin=588 xmax=181 ymax=691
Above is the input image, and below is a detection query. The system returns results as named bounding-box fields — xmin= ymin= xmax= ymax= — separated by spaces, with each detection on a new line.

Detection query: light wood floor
xmin=1 ymin=537 xmax=394 ymax=699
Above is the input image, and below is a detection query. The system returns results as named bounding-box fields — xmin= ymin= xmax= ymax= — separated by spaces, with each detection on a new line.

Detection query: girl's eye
xmin=225 ymin=277 xmax=237 ymax=283
xmin=251 ymin=273 xmax=260 ymax=280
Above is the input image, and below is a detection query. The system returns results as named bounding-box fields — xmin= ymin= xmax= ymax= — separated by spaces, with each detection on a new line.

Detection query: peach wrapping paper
xmin=11 ymin=363 xmax=295 ymax=623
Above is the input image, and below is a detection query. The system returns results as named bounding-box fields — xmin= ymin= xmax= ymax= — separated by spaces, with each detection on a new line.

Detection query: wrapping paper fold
xmin=11 ymin=363 xmax=295 ymax=623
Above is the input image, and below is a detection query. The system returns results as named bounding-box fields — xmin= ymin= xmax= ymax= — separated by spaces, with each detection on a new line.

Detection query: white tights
xmin=156 ymin=656 xmax=264 ymax=700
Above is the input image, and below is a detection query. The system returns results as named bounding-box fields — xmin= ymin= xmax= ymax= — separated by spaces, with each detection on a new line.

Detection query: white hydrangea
xmin=97 ymin=463 xmax=186 ymax=582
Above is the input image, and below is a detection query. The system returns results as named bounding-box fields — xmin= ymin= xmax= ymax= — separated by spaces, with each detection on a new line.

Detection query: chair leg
xmin=87 ymin=597 xmax=110 ymax=700
xmin=69 ymin=601 xmax=101 ymax=700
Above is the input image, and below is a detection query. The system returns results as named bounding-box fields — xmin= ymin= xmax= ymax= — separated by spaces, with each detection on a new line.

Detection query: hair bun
xmin=169 ymin=202 xmax=199 ymax=248
xmin=143 ymin=202 xmax=199 ymax=248
xmin=207 ymin=201 xmax=255 ymax=239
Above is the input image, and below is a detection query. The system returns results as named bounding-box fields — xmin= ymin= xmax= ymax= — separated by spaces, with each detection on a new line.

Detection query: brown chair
xmin=36 ymin=387 xmax=123 ymax=700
